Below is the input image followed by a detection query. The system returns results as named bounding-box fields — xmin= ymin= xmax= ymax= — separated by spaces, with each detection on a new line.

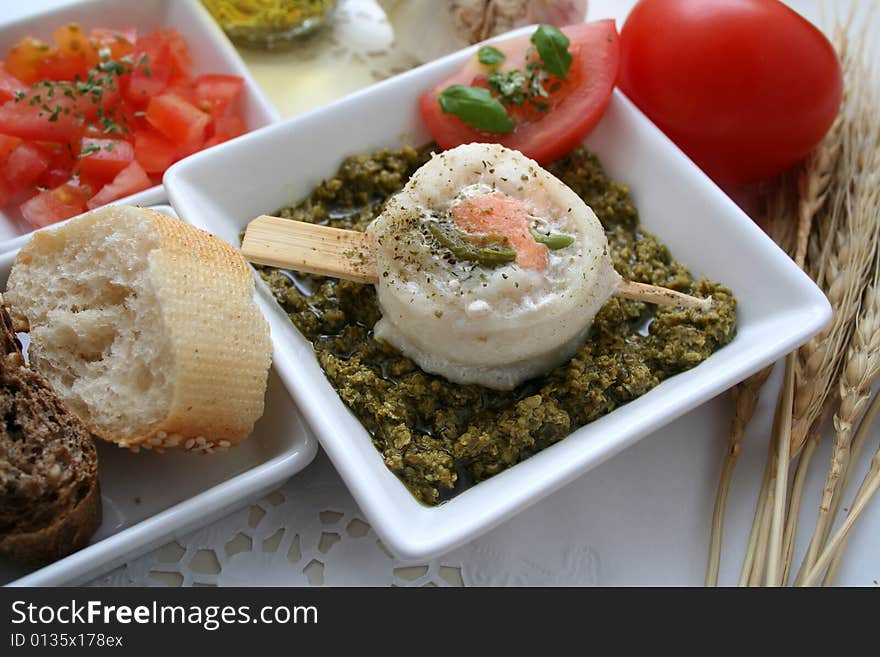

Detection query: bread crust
xmin=7 ymin=206 xmax=273 ymax=454
xmin=0 ymin=301 xmax=101 ymax=565
xmin=121 ymin=210 xmax=273 ymax=452
xmin=0 ymin=477 xmax=101 ymax=565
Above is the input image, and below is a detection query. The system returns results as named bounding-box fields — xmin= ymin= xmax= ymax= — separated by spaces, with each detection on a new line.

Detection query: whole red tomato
xmin=618 ymin=0 xmax=842 ymax=186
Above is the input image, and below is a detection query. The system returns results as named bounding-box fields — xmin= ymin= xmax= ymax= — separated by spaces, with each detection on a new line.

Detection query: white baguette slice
xmin=5 ymin=205 xmax=272 ymax=453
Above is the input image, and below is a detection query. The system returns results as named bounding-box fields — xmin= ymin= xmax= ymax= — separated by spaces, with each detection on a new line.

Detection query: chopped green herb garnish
xmin=487 ymin=69 xmax=528 ymax=105
xmin=78 ymin=144 xmax=101 ymax=158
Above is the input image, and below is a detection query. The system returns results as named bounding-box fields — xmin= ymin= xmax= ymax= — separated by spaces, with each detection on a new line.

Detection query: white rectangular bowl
xmin=0 ymin=0 xmax=280 ymax=253
xmin=1 ymin=205 xmax=317 ymax=587
xmin=165 ymin=30 xmax=831 ymax=561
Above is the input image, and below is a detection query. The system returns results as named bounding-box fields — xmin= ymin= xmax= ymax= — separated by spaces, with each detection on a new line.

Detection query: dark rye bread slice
xmin=0 ymin=301 xmax=101 ymax=565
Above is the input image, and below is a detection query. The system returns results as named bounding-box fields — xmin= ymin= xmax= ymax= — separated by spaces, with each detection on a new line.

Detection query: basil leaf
xmin=438 ymin=85 xmax=514 ymax=133
xmin=478 ymin=45 xmax=506 ymax=66
xmin=531 ymin=229 xmax=575 ymax=250
xmin=531 ymin=24 xmax=572 ymax=78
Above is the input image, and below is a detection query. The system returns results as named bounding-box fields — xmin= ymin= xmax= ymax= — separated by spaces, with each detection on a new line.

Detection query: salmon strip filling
xmin=450 ymin=192 xmax=549 ymax=270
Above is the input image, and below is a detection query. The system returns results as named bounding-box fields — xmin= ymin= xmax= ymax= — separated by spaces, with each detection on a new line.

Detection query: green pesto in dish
xmin=258 ymin=145 xmax=737 ymax=505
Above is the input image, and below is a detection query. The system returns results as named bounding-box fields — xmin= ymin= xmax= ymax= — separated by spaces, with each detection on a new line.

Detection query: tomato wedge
xmin=419 ymin=21 xmax=619 ymax=164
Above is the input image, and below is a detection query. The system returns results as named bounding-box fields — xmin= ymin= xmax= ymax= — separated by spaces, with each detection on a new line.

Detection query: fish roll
xmin=368 ymin=142 xmax=621 ymax=389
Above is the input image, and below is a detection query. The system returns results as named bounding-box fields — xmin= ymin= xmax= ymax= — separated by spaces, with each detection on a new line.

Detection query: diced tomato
xmin=0 ymin=133 xmax=22 ymax=164
xmin=54 ymin=24 xmax=97 ymax=63
xmin=36 ymin=52 xmax=88 ymax=82
xmin=133 ymin=128 xmax=177 ymax=173
xmin=86 ymin=160 xmax=151 ymax=210
xmin=1 ymin=24 xmax=250 ymax=218
xmin=76 ymin=137 xmax=134 ymax=183
xmin=205 ymin=113 xmax=246 ymax=147
xmin=89 ymin=27 xmax=137 ymax=60
xmin=145 ymin=92 xmax=210 ymax=147
xmin=194 ymin=74 xmax=243 ymax=115
xmin=163 ymin=30 xmax=192 ymax=82
xmin=0 ymin=177 xmax=14 ymax=206
xmin=20 ymin=181 xmax=89 ymax=228
xmin=165 ymin=82 xmax=198 ymax=106
xmin=4 ymin=142 xmax=49 ymax=188
xmin=0 ymin=68 xmax=24 ymax=104
xmin=124 ymin=33 xmax=173 ymax=105
xmin=42 ymin=24 xmax=98 ymax=80
xmin=5 ymin=38 xmax=53 ymax=84
xmin=0 ymin=98 xmax=83 ymax=142
xmin=32 ymin=141 xmax=76 ymax=188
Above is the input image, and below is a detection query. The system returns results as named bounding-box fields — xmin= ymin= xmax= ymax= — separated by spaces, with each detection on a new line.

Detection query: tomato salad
xmin=0 ymin=24 xmax=248 ymax=228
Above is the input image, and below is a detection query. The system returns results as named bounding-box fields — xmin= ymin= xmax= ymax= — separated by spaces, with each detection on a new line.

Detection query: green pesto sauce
xmin=258 ymin=145 xmax=737 ymax=505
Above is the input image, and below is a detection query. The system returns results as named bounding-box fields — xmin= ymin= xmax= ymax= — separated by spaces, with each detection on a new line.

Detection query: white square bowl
xmin=164 ymin=30 xmax=831 ymax=561
xmin=1 ymin=205 xmax=317 ymax=587
xmin=0 ymin=0 xmax=280 ymax=253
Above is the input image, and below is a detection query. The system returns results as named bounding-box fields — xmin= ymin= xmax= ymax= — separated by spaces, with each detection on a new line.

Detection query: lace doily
xmin=87 ymin=449 xmax=604 ymax=587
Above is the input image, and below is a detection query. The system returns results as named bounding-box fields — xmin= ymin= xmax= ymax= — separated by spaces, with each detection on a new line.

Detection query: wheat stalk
xmin=705 ymin=365 xmax=772 ymax=586
xmin=705 ymin=178 xmax=795 ymax=587
xmin=792 ymin=36 xmax=880 ymax=583
xmin=798 ymin=445 xmax=880 ymax=587
xmin=822 ymin=389 xmax=880 ymax=584
xmin=749 ymin=14 xmax=880 ymax=585
xmin=760 ymin=77 xmax=847 ymax=587
xmin=826 ymin=275 xmax=880 ymax=529
xmin=766 ymin=358 xmax=794 ymax=585
xmin=738 ymin=383 xmax=789 ymax=585
xmin=801 ymin=264 xmax=880 ymax=578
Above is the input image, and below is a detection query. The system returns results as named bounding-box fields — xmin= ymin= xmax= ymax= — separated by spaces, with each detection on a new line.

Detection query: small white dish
xmin=1 ymin=205 xmax=317 ymax=587
xmin=0 ymin=0 xmax=280 ymax=253
xmin=165 ymin=27 xmax=831 ymax=561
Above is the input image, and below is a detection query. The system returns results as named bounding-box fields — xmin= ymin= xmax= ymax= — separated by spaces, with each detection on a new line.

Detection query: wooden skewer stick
xmin=241 ymin=215 xmax=713 ymax=310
